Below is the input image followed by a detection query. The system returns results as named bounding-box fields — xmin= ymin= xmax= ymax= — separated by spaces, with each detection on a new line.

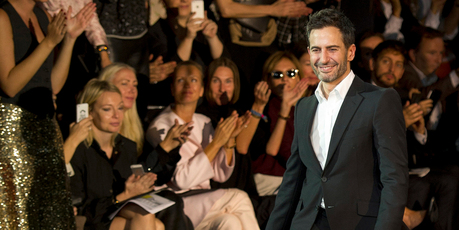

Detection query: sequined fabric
xmin=0 ymin=103 xmax=75 ymax=229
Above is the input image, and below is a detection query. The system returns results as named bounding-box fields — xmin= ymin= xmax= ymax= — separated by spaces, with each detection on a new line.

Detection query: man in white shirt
xmin=266 ymin=9 xmax=408 ymax=230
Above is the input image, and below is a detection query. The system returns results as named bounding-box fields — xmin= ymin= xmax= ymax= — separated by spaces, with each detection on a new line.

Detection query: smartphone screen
xmin=130 ymin=164 xmax=145 ymax=177
xmin=76 ymin=103 xmax=89 ymax=123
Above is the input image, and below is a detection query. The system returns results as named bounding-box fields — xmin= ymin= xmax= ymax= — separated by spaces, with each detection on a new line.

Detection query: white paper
xmin=109 ymin=192 xmax=175 ymax=219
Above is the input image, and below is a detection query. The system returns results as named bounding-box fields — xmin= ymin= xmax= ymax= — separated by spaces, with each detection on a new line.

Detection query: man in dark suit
xmin=266 ymin=9 xmax=408 ymax=230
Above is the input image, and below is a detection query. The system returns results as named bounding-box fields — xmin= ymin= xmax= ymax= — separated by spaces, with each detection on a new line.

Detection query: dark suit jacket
xmin=266 ymin=77 xmax=409 ymax=230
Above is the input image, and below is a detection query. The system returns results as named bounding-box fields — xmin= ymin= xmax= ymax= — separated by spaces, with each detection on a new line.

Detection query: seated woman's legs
xmin=110 ymin=203 xmax=164 ymax=230
xmin=196 ymin=189 xmax=259 ymax=230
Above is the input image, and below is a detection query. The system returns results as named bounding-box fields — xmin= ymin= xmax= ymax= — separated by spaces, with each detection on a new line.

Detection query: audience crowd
xmin=1 ymin=0 xmax=459 ymax=229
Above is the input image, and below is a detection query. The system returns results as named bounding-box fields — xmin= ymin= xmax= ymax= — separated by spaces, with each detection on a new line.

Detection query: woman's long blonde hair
xmin=77 ymin=79 xmax=121 ymax=147
xmin=98 ymin=63 xmax=144 ymax=155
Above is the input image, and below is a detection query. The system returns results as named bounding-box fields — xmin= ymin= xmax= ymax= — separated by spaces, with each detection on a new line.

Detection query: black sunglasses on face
xmin=270 ymin=69 xmax=299 ymax=79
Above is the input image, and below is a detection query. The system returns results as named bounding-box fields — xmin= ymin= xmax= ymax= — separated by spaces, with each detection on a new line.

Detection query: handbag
xmin=228 ymin=0 xmax=277 ymax=46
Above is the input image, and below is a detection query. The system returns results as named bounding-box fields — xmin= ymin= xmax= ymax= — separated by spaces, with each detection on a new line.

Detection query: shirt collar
xmin=315 ymin=70 xmax=355 ymax=103
xmin=409 ymin=61 xmax=427 ymax=80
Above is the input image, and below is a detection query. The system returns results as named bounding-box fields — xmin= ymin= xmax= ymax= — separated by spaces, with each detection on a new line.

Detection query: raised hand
xmin=65 ymin=3 xmax=96 ymax=39
xmin=124 ymin=172 xmax=157 ymax=199
xmin=213 ymin=111 xmax=238 ymax=147
xmin=185 ymin=12 xmax=204 ymax=39
xmin=149 ymin=55 xmax=177 ymax=84
xmin=46 ymin=10 xmax=66 ymax=46
xmin=270 ymin=0 xmax=313 ymax=18
xmin=254 ymin=81 xmax=271 ymax=108
xmin=160 ymin=119 xmax=194 ymax=152
xmin=282 ymin=78 xmax=309 ymax=107
xmin=68 ymin=116 xmax=93 ymax=145
xmin=202 ymin=12 xmax=218 ymax=39
xmin=230 ymin=111 xmax=251 ymax=138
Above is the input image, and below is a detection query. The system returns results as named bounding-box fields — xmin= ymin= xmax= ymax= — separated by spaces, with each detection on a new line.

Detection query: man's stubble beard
xmin=312 ymin=56 xmax=348 ymax=83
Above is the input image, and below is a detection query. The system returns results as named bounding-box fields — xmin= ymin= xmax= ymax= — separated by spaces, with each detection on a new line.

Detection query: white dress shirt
xmin=311 ymin=71 xmax=355 ymax=208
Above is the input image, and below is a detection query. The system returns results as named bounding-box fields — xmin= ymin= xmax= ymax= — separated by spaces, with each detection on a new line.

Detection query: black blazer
xmin=266 ymin=77 xmax=409 ymax=230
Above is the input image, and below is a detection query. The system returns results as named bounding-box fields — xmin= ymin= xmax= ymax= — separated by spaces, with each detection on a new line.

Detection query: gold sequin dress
xmin=0 ymin=2 xmax=75 ymax=229
xmin=0 ymin=104 xmax=75 ymax=229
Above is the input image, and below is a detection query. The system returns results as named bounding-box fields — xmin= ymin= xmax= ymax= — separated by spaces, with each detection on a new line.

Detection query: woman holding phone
xmin=70 ymin=79 xmax=173 ymax=229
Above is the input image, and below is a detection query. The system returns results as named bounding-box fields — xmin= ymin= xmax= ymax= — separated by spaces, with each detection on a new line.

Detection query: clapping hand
xmin=230 ymin=111 xmax=251 ymax=138
xmin=46 ymin=10 xmax=66 ymax=46
xmin=213 ymin=111 xmax=238 ymax=147
xmin=160 ymin=119 xmax=193 ymax=152
xmin=254 ymin=81 xmax=271 ymax=108
xmin=65 ymin=3 xmax=96 ymax=39
xmin=149 ymin=55 xmax=177 ymax=84
xmin=124 ymin=172 xmax=157 ymax=199
xmin=282 ymin=78 xmax=309 ymax=107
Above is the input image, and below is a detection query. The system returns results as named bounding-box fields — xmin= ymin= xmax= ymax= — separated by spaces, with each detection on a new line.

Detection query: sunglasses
xmin=270 ymin=69 xmax=299 ymax=79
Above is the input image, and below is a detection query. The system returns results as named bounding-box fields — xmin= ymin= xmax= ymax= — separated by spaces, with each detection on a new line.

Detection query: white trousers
xmin=195 ymin=189 xmax=260 ymax=230
xmin=253 ymin=173 xmax=283 ymax=196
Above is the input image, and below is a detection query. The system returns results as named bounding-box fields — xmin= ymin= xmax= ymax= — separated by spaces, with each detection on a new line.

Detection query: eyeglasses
xmin=270 ymin=69 xmax=299 ymax=79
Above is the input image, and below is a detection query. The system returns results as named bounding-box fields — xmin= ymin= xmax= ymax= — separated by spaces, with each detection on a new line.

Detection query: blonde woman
xmin=98 ymin=63 xmax=144 ymax=154
xmin=70 ymin=79 xmax=163 ymax=229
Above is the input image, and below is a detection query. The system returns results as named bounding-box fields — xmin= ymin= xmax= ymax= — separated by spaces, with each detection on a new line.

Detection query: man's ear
xmin=408 ymin=49 xmax=416 ymax=63
xmin=347 ymin=44 xmax=356 ymax=62
xmin=369 ymin=58 xmax=375 ymax=71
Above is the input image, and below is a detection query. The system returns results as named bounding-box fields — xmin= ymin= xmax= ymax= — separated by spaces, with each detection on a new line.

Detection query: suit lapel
xmin=324 ymin=77 xmax=365 ymax=170
xmin=301 ymin=96 xmax=322 ymax=172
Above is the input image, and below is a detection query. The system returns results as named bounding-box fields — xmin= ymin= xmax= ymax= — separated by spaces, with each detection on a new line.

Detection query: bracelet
xmin=278 ymin=113 xmax=290 ymax=120
xmin=95 ymin=45 xmax=109 ymax=53
xmin=250 ymin=109 xmax=268 ymax=122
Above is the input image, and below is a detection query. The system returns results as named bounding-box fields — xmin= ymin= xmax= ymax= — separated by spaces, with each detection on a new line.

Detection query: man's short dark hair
xmin=405 ymin=26 xmax=443 ymax=51
xmin=372 ymin=40 xmax=407 ymax=64
xmin=306 ymin=8 xmax=355 ymax=48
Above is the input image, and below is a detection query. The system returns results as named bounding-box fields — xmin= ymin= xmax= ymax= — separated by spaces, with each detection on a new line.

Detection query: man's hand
xmin=149 ymin=55 xmax=176 ymax=84
xmin=403 ymin=101 xmax=423 ymax=128
xmin=418 ymin=99 xmax=433 ymax=116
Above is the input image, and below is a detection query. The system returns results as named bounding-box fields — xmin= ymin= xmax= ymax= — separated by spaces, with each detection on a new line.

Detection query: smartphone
xmin=130 ymin=164 xmax=145 ymax=177
xmin=191 ymin=0 xmax=204 ymax=23
xmin=427 ymin=89 xmax=442 ymax=105
xmin=76 ymin=103 xmax=89 ymax=123
xmin=411 ymin=93 xmax=422 ymax=104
